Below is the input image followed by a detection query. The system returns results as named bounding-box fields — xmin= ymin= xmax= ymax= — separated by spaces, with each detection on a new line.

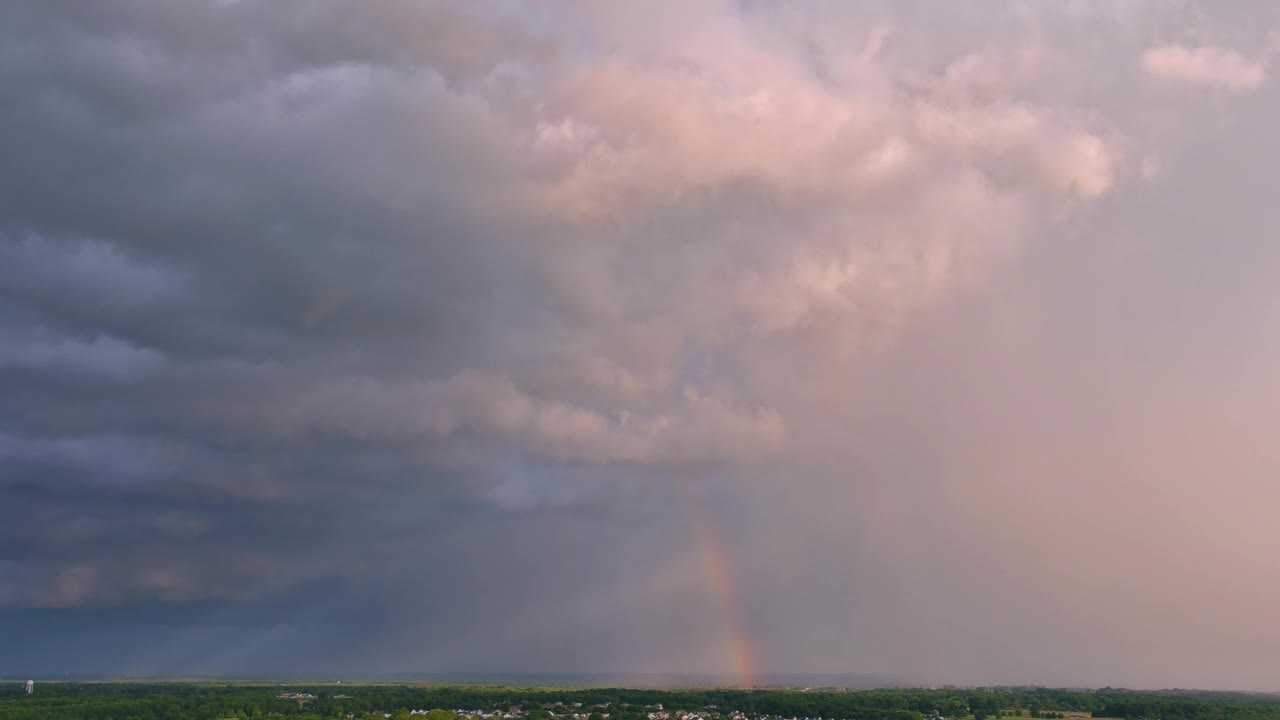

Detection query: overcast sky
xmin=4 ymin=0 xmax=1280 ymax=689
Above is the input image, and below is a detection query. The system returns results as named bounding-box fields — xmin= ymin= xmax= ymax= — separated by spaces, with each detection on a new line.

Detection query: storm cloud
xmin=4 ymin=0 xmax=1280 ymax=689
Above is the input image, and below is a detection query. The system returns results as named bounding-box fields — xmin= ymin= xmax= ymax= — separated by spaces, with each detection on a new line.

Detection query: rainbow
xmin=685 ymin=485 xmax=761 ymax=689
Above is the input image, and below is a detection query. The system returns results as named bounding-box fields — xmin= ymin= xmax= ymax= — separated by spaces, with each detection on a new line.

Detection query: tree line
xmin=5 ymin=684 xmax=1280 ymax=720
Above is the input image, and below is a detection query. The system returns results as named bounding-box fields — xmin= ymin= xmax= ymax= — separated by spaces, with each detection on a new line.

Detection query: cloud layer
xmin=4 ymin=0 xmax=1280 ymax=689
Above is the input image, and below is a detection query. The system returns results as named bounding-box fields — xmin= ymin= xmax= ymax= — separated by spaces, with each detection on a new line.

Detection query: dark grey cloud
xmin=4 ymin=0 xmax=1280 ymax=690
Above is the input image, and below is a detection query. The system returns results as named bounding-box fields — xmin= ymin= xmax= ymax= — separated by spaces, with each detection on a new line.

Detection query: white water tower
xmin=25 ymin=680 xmax=33 ymax=694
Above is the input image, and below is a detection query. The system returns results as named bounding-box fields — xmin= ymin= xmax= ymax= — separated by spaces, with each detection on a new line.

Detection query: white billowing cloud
xmin=527 ymin=34 xmax=1117 ymax=217
xmin=1141 ymin=44 xmax=1268 ymax=92
xmin=250 ymin=19 xmax=1122 ymax=471
xmin=485 ymin=25 xmax=1126 ymax=438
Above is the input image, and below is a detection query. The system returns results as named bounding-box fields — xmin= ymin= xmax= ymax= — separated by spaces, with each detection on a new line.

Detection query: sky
xmin=4 ymin=0 xmax=1280 ymax=690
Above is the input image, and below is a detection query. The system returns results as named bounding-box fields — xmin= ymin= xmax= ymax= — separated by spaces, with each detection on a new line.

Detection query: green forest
xmin=5 ymin=684 xmax=1280 ymax=720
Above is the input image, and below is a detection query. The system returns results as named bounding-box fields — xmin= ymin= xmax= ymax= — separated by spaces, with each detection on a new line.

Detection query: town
xmin=278 ymin=699 xmax=771 ymax=720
